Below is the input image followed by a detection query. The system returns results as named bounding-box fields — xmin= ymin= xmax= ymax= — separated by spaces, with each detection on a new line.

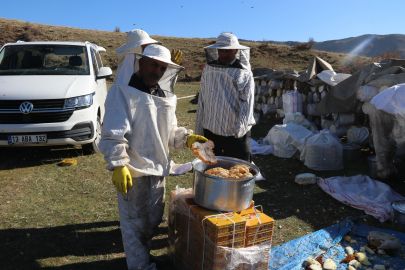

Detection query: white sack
xmin=317 ymin=175 xmax=405 ymax=222
xmin=269 ymin=79 xmax=282 ymax=89
xmin=307 ymin=92 xmax=313 ymax=104
xmin=260 ymin=80 xmax=267 ymax=86
xmin=266 ymin=123 xmax=314 ymax=158
xmin=262 ymin=104 xmax=277 ymax=115
xmin=371 ymin=83 xmax=405 ymax=119
xmin=321 ymin=118 xmax=334 ymax=130
xmin=362 ymin=101 xmax=374 ymax=115
xmin=260 ymin=86 xmax=269 ymax=97
xmin=282 ymin=88 xmax=303 ymax=114
xmin=307 ymin=103 xmax=321 ymax=116
xmin=283 ymin=112 xmax=317 ymax=132
xmin=333 ymin=113 xmax=355 ymax=127
xmin=313 ymin=92 xmax=319 ymax=103
xmin=347 ymin=127 xmax=369 ymax=146
xmin=318 ymin=85 xmax=324 ymax=93
xmin=329 ymin=124 xmax=350 ymax=137
xmin=283 ymin=112 xmax=303 ymax=124
xmin=300 ymin=131 xmax=343 ymax=171
xmin=277 ymin=109 xmax=285 ymax=118
xmin=321 ymin=91 xmax=327 ymax=99
xmin=357 ymin=85 xmax=379 ymax=102
xmin=275 ymin=98 xmax=283 ymax=109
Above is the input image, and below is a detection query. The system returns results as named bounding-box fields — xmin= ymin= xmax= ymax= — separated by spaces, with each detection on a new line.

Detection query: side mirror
xmin=97 ymin=67 xmax=112 ymax=79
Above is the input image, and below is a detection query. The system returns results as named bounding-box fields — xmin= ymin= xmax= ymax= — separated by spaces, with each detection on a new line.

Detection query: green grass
xmin=1 ymin=82 xmax=404 ymax=269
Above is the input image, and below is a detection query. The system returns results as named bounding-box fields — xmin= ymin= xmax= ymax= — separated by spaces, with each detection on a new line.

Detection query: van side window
xmin=90 ymin=48 xmax=99 ymax=74
xmin=95 ymin=51 xmax=103 ymax=68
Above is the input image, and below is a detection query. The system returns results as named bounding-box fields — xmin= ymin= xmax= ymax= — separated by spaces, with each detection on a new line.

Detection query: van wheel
xmin=82 ymin=116 xmax=101 ymax=155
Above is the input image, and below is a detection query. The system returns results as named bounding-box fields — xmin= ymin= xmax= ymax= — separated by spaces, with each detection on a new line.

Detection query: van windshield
xmin=0 ymin=44 xmax=90 ymax=75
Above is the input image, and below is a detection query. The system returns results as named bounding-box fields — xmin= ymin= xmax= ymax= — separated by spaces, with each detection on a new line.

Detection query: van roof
xmin=4 ymin=41 xmax=106 ymax=52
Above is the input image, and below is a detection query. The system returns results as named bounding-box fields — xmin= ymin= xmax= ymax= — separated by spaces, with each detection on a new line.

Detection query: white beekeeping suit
xmin=114 ymin=29 xmax=161 ymax=84
xmin=195 ymin=33 xmax=255 ymax=140
xmin=99 ymin=45 xmax=199 ymax=270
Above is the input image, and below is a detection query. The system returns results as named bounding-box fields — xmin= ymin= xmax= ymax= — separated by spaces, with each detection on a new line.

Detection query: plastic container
xmin=367 ymin=156 xmax=403 ymax=179
xmin=343 ymin=143 xmax=362 ymax=162
xmin=391 ymin=200 xmax=405 ymax=233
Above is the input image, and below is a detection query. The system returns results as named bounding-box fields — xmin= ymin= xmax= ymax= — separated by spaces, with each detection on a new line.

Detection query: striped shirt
xmin=195 ymin=64 xmax=256 ymax=138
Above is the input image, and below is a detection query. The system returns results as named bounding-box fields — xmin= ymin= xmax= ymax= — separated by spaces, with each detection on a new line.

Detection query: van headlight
xmin=64 ymin=93 xmax=93 ymax=109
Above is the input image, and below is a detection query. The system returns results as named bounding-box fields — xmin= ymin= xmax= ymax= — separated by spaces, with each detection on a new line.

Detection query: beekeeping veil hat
xmin=114 ymin=30 xmax=162 ymax=84
xmin=204 ymin=33 xmax=251 ymax=70
xmin=116 ymin=29 xmax=161 ymax=53
xmin=134 ymin=44 xmax=184 ymax=94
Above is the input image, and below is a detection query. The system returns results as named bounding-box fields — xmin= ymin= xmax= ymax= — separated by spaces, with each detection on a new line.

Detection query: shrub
xmin=373 ymin=50 xmax=404 ymax=61
xmin=340 ymin=56 xmax=374 ymax=74
xmin=114 ymin=26 xmax=121 ymax=32
xmin=340 ymin=50 xmax=404 ymax=74
xmin=294 ymin=37 xmax=315 ymax=51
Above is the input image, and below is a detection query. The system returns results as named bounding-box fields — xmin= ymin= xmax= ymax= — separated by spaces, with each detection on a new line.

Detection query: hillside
xmin=313 ymin=34 xmax=405 ymax=58
xmin=0 ymin=18 xmax=350 ymax=81
xmin=243 ymin=34 xmax=405 ymax=59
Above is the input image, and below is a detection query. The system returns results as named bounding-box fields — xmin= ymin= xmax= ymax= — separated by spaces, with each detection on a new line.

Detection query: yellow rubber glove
xmin=171 ymin=49 xmax=183 ymax=65
xmin=112 ymin=166 xmax=132 ymax=194
xmin=187 ymin=134 xmax=208 ymax=148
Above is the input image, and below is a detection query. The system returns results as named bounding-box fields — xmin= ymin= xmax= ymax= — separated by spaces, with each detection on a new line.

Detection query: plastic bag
xmin=282 ymin=88 xmax=303 ymax=114
xmin=371 ymin=83 xmax=405 ymax=119
xmin=357 ymin=85 xmax=379 ymax=102
xmin=267 ymin=123 xmax=314 ymax=158
xmin=347 ymin=127 xmax=369 ymax=146
xmin=301 ymin=130 xmax=343 ymax=170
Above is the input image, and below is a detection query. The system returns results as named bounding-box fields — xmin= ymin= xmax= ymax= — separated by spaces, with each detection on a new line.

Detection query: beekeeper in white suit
xmin=114 ymin=29 xmax=183 ymax=87
xmin=99 ymin=44 xmax=206 ymax=270
xmin=195 ymin=32 xmax=255 ymax=162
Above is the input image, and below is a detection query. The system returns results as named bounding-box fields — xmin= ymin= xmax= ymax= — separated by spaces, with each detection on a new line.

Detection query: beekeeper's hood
xmin=134 ymin=44 xmax=184 ymax=94
xmin=204 ymin=33 xmax=251 ymax=70
xmin=116 ymin=29 xmax=161 ymax=53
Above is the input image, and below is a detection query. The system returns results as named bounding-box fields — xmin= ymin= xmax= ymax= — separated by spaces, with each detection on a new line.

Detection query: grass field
xmin=1 ymin=81 xmax=404 ymax=269
xmin=0 ymin=17 xmax=403 ymax=270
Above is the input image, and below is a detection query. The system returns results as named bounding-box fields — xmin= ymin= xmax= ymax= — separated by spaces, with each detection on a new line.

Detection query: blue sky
xmin=2 ymin=0 xmax=404 ymax=42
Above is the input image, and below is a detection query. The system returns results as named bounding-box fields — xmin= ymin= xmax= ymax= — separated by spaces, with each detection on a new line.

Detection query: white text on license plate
xmin=8 ymin=134 xmax=47 ymax=144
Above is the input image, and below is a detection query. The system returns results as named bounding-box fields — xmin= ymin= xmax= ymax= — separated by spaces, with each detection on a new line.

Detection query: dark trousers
xmin=203 ymin=129 xmax=252 ymax=162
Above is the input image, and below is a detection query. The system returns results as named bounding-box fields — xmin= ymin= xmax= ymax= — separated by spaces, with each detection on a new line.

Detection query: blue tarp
xmin=269 ymin=217 xmax=405 ymax=269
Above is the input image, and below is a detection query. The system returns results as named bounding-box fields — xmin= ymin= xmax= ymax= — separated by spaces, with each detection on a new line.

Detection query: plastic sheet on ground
xmin=268 ymin=217 xmax=405 ymax=270
xmin=251 ymin=139 xmax=274 ymax=156
xmin=317 ymin=175 xmax=405 ymax=222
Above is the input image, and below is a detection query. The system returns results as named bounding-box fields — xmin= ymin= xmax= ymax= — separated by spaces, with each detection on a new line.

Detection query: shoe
xmin=161 ymin=215 xmax=168 ymax=222
xmin=149 ymin=254 xmax=167 ymax=269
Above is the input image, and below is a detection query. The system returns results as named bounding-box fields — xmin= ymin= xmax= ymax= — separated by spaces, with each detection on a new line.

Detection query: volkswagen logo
xmin=20 ymin=102 xmax=34 ymax=114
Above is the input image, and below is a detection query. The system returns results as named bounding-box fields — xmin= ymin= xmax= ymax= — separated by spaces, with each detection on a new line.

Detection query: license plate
xmin=8 ymin=134 xmax=47 ymax=144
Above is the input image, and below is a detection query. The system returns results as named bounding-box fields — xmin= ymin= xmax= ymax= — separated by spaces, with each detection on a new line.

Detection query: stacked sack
xmin=254 ymin=78 xmax=299 ymax=121
xmin=168 ymin=189 xmax=274 ymax=270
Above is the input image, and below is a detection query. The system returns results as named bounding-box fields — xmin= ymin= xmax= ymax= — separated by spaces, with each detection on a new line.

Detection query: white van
xmin=0 ymin=41 xmax=112 ymax=154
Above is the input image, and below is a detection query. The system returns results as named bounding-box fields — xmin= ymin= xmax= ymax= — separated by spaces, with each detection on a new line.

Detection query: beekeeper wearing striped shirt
xmin=195 ymin=33 xmax=256 ymax=161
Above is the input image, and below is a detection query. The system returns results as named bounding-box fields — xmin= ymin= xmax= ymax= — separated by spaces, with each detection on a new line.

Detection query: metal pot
xmin=391 ymin=200 xmax=405 ymax=233
xmin=343 ymin=143 xmax=361 ymax=162
xmin=192 ymin=156 xmax=259 ymax=212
